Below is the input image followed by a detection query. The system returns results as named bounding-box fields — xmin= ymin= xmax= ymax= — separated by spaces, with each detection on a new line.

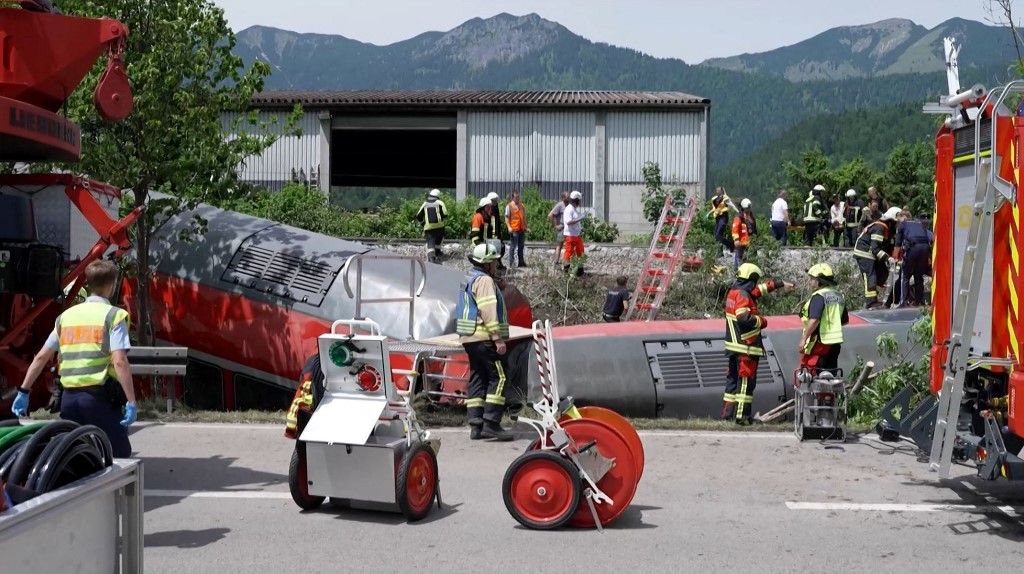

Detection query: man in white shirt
xmin=562 ymin=190 xmax=586 ymax=274
xmin=770 ymin=189 xmax=789 ymax=245
xmin=548 ymin=192 xmax=569 ymax=263
xmin=829 ymin=195 xmax=846 ymax=247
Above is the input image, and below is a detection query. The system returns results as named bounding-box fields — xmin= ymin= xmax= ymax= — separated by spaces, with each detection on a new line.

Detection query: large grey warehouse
xmin=226 ymin=90 xmax=710 ymax=236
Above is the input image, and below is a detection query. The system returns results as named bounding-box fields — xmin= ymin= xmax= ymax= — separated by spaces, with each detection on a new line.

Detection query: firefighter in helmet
xmin=731 ymin=198 xmax=754 ymax=268
xmin=802 ymin=185 xmax=826 ymax=245
xmin=853 ymin=207 xmax=900 ymax=308
xmin=798 ymin=263 xmax=849 ymax=375
xmin=415 ymin=189 xmax=448 ymax=263
xmin=455 ymin=242 xmax=513 ymax=441
xmin=722 ymin=263 xmax=795 ymax=424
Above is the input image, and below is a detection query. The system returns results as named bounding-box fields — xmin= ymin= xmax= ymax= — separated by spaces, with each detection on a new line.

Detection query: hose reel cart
xmin=288 ymin=319 xmax=442 ymax=521
xmin=502 ymin=319 xmax=646 ymax=531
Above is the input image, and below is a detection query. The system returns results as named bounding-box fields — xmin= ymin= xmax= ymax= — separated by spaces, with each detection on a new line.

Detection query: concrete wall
xmin=608 ymin=183 xmax=702 ymax=238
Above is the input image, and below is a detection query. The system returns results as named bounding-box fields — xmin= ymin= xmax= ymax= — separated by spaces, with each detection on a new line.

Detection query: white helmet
xmin=478 ymin=196 xmax=491 ymax=208
xmin=429 ymin=189 xmax=440 ymax=198
xmin=487 ymin=192 xmax=499 ymax=202
xmin=468 ymin=242 xmax=499 ymax=265
xmin=882 ymin=207 xmax=902 ymax=221
xmin=813 ymin=184 xmax=826 ymax=192
xmin=845 ymin=189 xmax=856 ymax=197
xmin=740 ymin=198 xmax=751 ymax=209
xmin=569 ymin=190 xmax=582 ymax=200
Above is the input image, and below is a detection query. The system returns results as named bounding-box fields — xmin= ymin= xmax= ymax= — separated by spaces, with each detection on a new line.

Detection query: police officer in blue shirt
xmin=894 ymin=209 xmax=933 ymax=307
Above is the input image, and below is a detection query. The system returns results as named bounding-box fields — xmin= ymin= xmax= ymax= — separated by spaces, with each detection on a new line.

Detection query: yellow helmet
xmin=806 ymin=262 xmax=835 ymax=282
xmin=736 ymin=263 xmax=764 ymax=281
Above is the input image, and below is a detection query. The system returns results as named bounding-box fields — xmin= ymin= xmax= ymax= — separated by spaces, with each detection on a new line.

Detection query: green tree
xmin=51 ymin=0 xmax=301 ymax=344
xmin=783 ymin=147 xmax=836 ymax=194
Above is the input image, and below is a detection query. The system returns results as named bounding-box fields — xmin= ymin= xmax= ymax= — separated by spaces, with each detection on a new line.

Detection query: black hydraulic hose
xmin=6 ymin=419 xmax=78 ymax=487
xmin=27 ymin=425 xmax=111 ymax=493
xmin=0 ymin=419 xmax=21 ymax=428
xmin=0 ymin=420 xmax=114 ymax=509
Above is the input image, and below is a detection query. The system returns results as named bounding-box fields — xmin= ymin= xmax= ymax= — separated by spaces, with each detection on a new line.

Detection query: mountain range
xmin=231 ymin=12 xmax=1021 ymax=195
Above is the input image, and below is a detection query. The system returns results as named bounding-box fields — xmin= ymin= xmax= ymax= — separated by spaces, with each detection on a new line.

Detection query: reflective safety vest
xmin=803 ymin=196 xmax=823 ymax=222
xmin=506 ymin=201 xmax=526 ymax=232
xmin=417 ymin=199 xmax=447 ymax=231
xmin=712 ymin=195 xmax=731 ymax=219
xmin=724 ymin=287 xmax=767 ymax=357
xmin=55 ymin=301 xmax=129 ymax=388
xmin=455 ymin=269 xmax=509 ymax=339
xmin=801 ymin=287 xmax=845 ymax=349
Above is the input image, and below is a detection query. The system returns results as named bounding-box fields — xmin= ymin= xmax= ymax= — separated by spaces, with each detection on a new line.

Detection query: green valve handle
xmin=329 ymin=341 xmax=353 ymax=367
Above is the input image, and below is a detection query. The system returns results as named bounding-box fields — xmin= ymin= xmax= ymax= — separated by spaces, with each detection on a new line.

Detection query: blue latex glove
xmin=11 ymin=391 xmax=28 ymax=417
xmin=120 ymin=402 xmax=137 ymax=427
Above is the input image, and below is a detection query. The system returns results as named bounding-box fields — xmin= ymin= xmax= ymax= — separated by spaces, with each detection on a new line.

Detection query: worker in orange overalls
xmin=731 ymin=198 xmax=754 ymax=268
xmin=469 ymin=197 xmax=491 ymax=248
xmin=721 ymin=263 xmax=794 ymax=424
xmin=504 ymin=191 xmax=529 ymax=268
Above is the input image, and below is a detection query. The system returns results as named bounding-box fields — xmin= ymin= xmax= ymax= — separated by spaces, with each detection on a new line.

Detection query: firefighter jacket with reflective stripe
xmin=844 ymin=200 xmax=863 ymax=228
xmin=416 ymin=199 xmax=447 ymax=231
xmin=489 ymin=208 xmax=505 ymax=240
xmin=284 ymin=353 xmax=322 ymax=438
xmin=803 ymin=196 xmax=824 ymax=222
xmin=801 ymin=287 xmax=847 ymax=349
xmin=731 ymin=213 xmax=752 ymax=246
xmin=470 ymin=211 xmax=487 ymax=245
xmin=456 ymin=268 xmax=509 ymax=342
xmin=853 ymin=221 xmax=890 ymax=261
xmin=711 ymin=195 xmax=731 ymax=220
xmin=724 ymin=280 xmax=785 ymax=356
xmin=506 ymin=201 xmax=526 ymax=232
xmin=54 ymin=301 xmax=129 ymax=388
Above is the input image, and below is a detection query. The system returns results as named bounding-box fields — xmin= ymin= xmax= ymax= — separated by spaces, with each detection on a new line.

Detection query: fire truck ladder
xmin=928 ymin=80 xmax=1024 ymax=479
xmin=623 ymin=194 xmax=698 ymax=322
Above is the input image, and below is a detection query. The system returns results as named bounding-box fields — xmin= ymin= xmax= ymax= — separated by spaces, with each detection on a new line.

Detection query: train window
xmin=183 ymin=358 xmax=224 ymax=410
xmin=233 ymin=373 xmax=293 ymax=412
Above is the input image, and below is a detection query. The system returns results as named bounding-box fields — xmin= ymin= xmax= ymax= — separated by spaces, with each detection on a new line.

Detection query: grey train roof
xmin=148 ymin=194 xmax=469 ymax=341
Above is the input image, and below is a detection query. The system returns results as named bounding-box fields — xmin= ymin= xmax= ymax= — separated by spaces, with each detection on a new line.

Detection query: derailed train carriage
xmin=131 ymin=196 xmax=924 ymax=419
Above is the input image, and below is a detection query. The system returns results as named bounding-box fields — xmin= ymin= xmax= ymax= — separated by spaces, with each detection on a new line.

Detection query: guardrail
xmin=0 ymin=459 xmax=144 ymax=573
xmin=128 ymin=346 xmax=188 ymax=414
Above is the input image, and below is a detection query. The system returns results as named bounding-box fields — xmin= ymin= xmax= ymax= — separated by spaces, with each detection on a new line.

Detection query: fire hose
xmin=0 ymin=419 xmax=113 ymax=511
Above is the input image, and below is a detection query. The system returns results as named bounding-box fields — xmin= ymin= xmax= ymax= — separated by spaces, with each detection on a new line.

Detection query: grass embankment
xmin=28 ymin=396 xmax=875 ymax=434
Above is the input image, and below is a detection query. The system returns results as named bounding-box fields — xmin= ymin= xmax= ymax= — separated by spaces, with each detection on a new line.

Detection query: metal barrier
xmin=0 ymin=459 xmax=144 ymax=573
xmin=127 ymin=346 xmax=188 ymax=414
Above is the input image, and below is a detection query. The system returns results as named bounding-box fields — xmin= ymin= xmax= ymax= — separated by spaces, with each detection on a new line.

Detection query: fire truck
xmin=880 ymin=37 xmax=1024 ymax=481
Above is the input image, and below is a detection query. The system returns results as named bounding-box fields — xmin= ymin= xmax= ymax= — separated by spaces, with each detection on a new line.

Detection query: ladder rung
xmin=646 ymin=270 xmax=668 ymax=276
xmin=651 ymin=252 xmax=675 ymax=259
xmin=640 ymin=286 xmax=661 ymax=293
xmin=657 ymin=235 xmax=676 ymax=242
xmin=664 ymin=217 xmax=688 ymax=225
xmin=635 ymin=303 xmax=654 ymax=310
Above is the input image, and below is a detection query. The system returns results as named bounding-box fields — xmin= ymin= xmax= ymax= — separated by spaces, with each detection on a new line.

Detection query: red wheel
xmin=560 ymin=418 xmax=639 ymax=528
xmin=288 ymin=445 xmax=325 ymax=511
xmin=502 ymin=450 xmax=581 ymax=530
xmin=396 ymin=442 xmax=438 ymax=521
xmin=572 ymin=406 xmax=645 ymax=482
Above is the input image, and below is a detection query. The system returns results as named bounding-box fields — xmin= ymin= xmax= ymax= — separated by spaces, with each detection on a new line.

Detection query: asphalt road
xmin=129 ymin=422 xmax=1024 ymax=573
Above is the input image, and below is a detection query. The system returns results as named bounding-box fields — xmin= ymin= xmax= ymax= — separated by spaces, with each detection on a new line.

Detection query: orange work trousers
xmin=562 ymin=236 xmax=584 ymax=263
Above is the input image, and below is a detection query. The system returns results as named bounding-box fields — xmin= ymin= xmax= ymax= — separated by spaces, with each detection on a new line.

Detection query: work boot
xmin=469 ymin=423 xmax=483 ymax=440
xmin=481 ymin=420 xmax=513 ymax=441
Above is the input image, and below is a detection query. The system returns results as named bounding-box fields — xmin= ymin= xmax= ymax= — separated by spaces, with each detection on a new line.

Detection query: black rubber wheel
xmin=288 ymin=446 xmax=325 ymax=511
xmin=502 ymin=450 xmax=581 ymax=530
xmin=396 ymin=442 xmax=438 ymax=522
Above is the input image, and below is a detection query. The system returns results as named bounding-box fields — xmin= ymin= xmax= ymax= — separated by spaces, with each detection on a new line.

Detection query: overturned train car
xmin=140 ymin=198 xmax=926 ymax=418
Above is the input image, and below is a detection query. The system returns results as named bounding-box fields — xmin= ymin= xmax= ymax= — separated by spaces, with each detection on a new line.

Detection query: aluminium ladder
xmin=928 ymin=80 xmax=1024 ymax=479
xmin=623 ymin=194 xmax=698 ymax=322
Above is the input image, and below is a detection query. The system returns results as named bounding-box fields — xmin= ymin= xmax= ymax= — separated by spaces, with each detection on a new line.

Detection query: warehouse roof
xmin=251 ymin=90 xmax=710 ymax=108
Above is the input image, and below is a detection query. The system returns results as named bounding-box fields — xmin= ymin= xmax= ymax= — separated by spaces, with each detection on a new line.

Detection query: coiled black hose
xmin=0 ymin=419 xmax=113 ymax=510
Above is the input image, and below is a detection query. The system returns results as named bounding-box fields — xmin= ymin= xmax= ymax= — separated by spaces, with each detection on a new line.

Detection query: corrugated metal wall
xmin=606 ymin=111 xmax=702 ymax=184
xmin=467 ymin=111 xmax=595 ymax=196
xmin=221 ymin=111 xmax=321 ymax=191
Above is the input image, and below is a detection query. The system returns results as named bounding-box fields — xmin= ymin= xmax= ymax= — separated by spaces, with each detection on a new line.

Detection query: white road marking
xmin=787 ymin=501 xmax=995 ymax=512
xmin=146 ymin=489 xmax=291 ymax=500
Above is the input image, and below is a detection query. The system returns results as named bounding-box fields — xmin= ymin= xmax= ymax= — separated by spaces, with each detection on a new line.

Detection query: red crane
xmin=0 ymin=0 xmax=143 ymax=416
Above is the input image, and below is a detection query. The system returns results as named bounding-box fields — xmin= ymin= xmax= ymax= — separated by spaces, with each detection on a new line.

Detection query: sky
xmin=210 ymin=0 xmax=1004 ymax=63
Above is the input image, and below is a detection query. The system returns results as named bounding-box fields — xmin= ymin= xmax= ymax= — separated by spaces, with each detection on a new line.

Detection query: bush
xmin=223 ymin=183 xmax=620 ymax=243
